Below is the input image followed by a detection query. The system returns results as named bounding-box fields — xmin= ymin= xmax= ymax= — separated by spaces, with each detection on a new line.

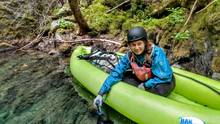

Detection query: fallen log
xmin=55 ymin=38 xmax=122 ymax=45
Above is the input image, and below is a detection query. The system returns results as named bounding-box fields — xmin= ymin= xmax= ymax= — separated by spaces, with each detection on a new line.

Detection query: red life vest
xmin=130 ymin=53 xmax=152 ymax=81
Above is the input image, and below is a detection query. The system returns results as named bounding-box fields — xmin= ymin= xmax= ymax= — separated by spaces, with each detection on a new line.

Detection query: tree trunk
xmin=68 ymin=0 xmax=90 ymax=35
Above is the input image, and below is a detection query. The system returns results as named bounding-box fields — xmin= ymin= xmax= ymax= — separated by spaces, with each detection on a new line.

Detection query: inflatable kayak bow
xmin=70 ymin=46 xmax=220 ymax=124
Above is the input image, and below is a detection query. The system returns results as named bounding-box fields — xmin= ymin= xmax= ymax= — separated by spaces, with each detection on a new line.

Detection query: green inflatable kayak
xmin=70 ymin=46 xmax=220 ymax=124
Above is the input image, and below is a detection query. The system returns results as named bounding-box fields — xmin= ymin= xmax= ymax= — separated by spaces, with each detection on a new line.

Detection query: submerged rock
xmin=0 ymin=49 xmax=135 ymax=124
xmin=0 ymin=51 xmax=97 ymax=124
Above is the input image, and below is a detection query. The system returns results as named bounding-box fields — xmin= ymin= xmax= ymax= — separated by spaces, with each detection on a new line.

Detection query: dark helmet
xmin=127 ymin=27 xmax=147 ymax=43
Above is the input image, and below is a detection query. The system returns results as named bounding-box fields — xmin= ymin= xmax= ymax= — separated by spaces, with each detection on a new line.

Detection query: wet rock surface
xmin=0 ymin=51 xmax=97 ymax=124
xmin=0 ymin=49 xmax=136 ymax=124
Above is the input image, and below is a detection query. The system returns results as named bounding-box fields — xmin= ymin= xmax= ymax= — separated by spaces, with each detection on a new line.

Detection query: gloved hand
xmin=93 ymin=95 xmax=103 ymax=109
xmin=138 ymin=83 xmax=145 ymax=90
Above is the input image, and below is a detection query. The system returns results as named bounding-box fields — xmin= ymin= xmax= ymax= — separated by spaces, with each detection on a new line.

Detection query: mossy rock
xmin=82 ymin=1 xmax=111 ymax=33
xmin=172 ymin=40 xmax=191 ymax=58
xmin=207 ymin=12 xmax=220 ymax=34
xmin=109 ymin=15 xmax=127 ymax=36
xmin=52 ymin=3 xmax=72 ymax=19
xmin=212 ymin=57 xmax=220 ymax=73
xmin=177 ymin=0 xmax=211 ymax=9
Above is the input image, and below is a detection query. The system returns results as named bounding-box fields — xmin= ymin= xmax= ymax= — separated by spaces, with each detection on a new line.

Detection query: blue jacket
xmin=98 ymin=45 xmax=173 ymax=95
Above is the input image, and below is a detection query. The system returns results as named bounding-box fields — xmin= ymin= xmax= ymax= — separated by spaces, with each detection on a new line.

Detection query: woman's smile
xmin=129 ymin=40 xmax=145 ymax=55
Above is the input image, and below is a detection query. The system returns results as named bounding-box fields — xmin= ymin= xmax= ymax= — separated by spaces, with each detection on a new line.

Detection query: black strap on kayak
xmin=174 ymin=72 xmax=220 ymax=95
xmin=78 ymin=48 xmax=119 ymax=73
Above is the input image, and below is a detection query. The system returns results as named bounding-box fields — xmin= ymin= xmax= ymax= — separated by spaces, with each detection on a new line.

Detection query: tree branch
xmin=196 ymin=0 xmax=217 ymax=14
xmin=19 ymin=31 xmax=44 ymax=50
xmin=184 ymin=0 xmax=198 ymax=26
xmin=56 ymin=38 xmax=121 ymax=45
xmin=106 ymin=0 xmax=130 ymax=13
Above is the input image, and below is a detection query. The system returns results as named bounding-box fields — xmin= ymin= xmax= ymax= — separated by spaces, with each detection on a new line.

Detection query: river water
xmin=0 ymin=50 xmax=135 ymax=124
xmin=71 ymin=76 xmax=135 ymax=124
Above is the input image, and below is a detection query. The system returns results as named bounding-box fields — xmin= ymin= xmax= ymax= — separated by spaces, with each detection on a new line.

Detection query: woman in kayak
xmin=94 ymin=26 xmax=175 ymax=108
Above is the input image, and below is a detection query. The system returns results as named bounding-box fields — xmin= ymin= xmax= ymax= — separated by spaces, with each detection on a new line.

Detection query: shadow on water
xmin=71 ymin=76 xmax=136 ymax=124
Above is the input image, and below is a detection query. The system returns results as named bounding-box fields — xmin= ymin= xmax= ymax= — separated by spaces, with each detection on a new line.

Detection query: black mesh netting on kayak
xmin=78 ymin=46 xmax=120 ymax=73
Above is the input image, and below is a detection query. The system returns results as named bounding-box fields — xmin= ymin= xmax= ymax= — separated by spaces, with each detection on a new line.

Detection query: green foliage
xmin=214 ymin=0 xmax=220 ymax=7
xmin=173 ymin=30 xmax=191 ymax=41
xmin=121 ymin=18 xmax=137 ymax=31
xmin=104 ymin=0 xmax=126 ymax=7
xmin=52 ymin=3 xmax=70 ymax=17
xmin=128 ymin=3 xmax=169 ymax=29
xmin=52 ymin=7 xmax=61 ymax=16
xmin=82 ymin=2 xmax=111 ymax=32
xmin=93 ymin=0 xmax=105 ymax=4
xmin=109 ymin=14 xmax=127 ymax=35
xmin=135 ymin=10 xmax=146 ymax=20
xmin=58 ymin=18 xmax=74 ymax=29
xmin=168 ymin=7 xmax=185 ymax=25
xmin=81 ymin=0 xmax=185 ymax=36
xmin=142 ymin=17 xmax=166 ymax=29
xmin=130 ymin=1 xmax=148 ymax=21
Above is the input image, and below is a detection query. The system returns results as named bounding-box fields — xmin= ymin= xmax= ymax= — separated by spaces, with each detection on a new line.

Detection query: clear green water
xmin=71 ymin=77 xmax=136 ymax=124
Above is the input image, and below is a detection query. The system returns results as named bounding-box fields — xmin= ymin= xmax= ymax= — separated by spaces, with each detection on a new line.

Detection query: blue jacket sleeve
xmin=98 ymin=53 xmax=131 ymax=95
xmin=144 ymin=46 xmax=173 ymax=88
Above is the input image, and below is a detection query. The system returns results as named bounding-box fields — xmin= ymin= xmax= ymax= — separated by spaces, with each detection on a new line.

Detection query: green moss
xmin=189 ymin=9 xmax=208 ymax=53
xmin=121 ymin=18 xmax=137 ymax=31
xmin=52 ymin=3 xmax=70 ymax=17
xmin=80 ymin=1 xmax=186 ymax=37
xmin=172 ymin=30 xmax=191 ymax=42
xmin=208 ymin=0 xmax=220 ymax=12
xmin=58 ymin=18 xmax=75 ymax=29
xmin=143 ymin=17 xmax=167 ymax=29
xmin=189 ymin=1 xmax=220 ymax=54
xmin=103 ymin=0 xmax=126 ymax=7
xmin=207 ymin=12 xmax=220 ymax=33
xmin=80 ymin=0 xmax=91 ymax=7
xmin=109 ymin=14 xmax=126 ymax=36
xmin=23 ymin=12 xmax=36 ymax=22
xmin=92 ymin=0 xmax=105 ymax=4
xmin=81 ymin=0 xmax=170 ymax=34
xmin=167 ymin=7 xmax=185 ymax=25
xmin=82 ymin=1 xmax=110 ymax=32
xmin=52 ymin=7 xmax=61 ymax=16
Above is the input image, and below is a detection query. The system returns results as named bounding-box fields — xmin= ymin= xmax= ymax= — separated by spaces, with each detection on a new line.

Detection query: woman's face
xmin=128 ymin=40 xmax=145 ymax=55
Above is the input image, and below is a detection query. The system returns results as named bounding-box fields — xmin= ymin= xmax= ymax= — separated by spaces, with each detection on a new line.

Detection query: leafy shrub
xmin=173 ymin=30 xmax=191 ymax=41
xmin=168 ymin=7 xmax=185 ymax=25
xmin=58 ymin=18 xmax=74 ymax=29
xmin=82 ymin=1 xmax=111 ymax=32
